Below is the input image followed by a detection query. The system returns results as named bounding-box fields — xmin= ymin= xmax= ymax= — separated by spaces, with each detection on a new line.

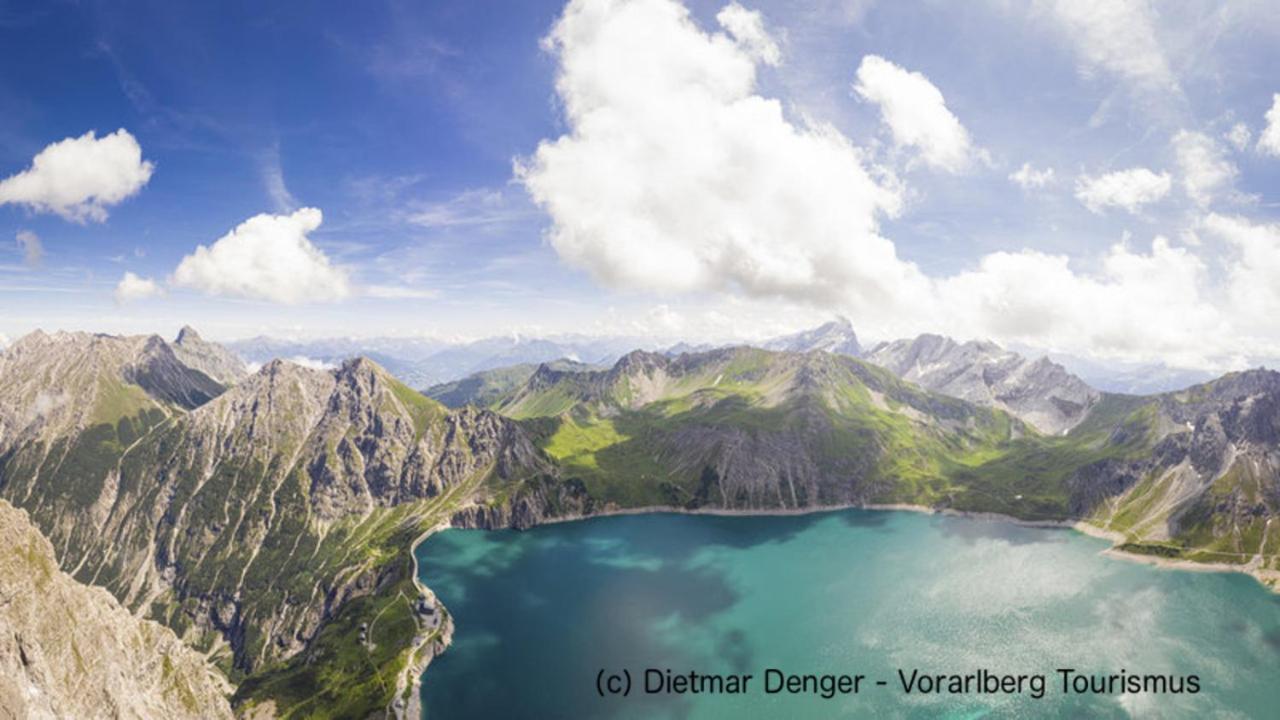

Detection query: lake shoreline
xmin=444 ymin=501 xmax=1278 ymax=593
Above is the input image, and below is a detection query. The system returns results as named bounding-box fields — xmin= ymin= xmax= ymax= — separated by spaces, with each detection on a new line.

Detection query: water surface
xmin=417 ymin=510 xmax=1280 ymax=718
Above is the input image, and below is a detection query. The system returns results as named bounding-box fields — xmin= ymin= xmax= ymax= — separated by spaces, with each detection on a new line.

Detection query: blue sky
xmin=1 ymin=0 xmax=1279 ymax=369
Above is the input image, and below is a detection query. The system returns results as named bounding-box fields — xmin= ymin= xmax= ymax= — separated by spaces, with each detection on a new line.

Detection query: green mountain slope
xmin=494 ymin=347 xmax=1030 ymax=510
xmin=424 ymin=358 xmax=596 ymax=408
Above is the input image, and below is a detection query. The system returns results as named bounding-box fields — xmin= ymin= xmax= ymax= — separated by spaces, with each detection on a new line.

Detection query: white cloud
xmin=1039 ymin=0 xmax=1174 ymax=93
xmin=1008 ymin=163 xmax=1055 ymax=190
xmin=854 ymin=54 xmax=980 ymax=173
xmin=518 ymin=0 xmax=918 ymax=313
xmin=15 ymin=230 xmax=42 ymax=268
xmin=1074 ymin=167 xmax=1171 ymax=214
xmin=516 ymin=0 xmax=1280 ymax=369
xmin=285 ymin=355 xmax=336 ymax=371
xmin=934 ymin=238 xmax=1220 ymax=367
xmin=171 ymin=207 xmax=350 ymax=304
xmin=1202 ymin=214 xmax=1280 ymax=342
xmin=113 ymin=272 xmax=164 ymax=304
xmin=715 ymin=3 xmax=780 ymax=66
xmin=1173 ymin=130 xmax=1236 ymax=207
xmin=1225 ymin=122 xmax=1251 ymax=152
xmin=0 ymin=129 xmax=154 ymax=223
xmin=1259 ymin=94 xmax=1280 ymax=157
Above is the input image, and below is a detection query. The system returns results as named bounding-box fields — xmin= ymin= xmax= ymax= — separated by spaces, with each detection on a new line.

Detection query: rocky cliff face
xmin=865 ymin=334 xmax=1099 ymax=435
xmin=0 ymin=499 xmax=232 ymax=719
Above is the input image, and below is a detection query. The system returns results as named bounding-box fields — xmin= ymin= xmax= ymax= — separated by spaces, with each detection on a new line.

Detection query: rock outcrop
xmin=0 ymin=499 xmax=232 ymax=719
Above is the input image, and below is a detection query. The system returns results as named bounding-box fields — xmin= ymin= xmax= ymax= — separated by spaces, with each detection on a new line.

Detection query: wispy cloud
xmin=14 ymin=230 xmax=42 ymax=268
xmin=363 ymin=284 xmax=438 ymax=300
xmin=259 ymin=143 xmax=297 ymax=213
xmin=404 ymin=187 xmax=534 ymax=229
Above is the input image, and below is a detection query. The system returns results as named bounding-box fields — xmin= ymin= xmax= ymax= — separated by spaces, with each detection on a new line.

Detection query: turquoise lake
xmin=415 ymin=510 xmax=1280 ymax=718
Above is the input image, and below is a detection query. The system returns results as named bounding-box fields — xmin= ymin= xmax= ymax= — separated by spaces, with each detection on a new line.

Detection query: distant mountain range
xmin=227 ymin=333 xmax=656 ymax=389
xmin=3 ymin=325 xmax=1276 ymax=716
xmin=227 ymin=316 xmax=1215 ymax=406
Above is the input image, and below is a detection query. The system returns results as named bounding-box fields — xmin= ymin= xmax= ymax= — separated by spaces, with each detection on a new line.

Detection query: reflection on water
xmin=418 ymin=509 xmax=1280 ymax=719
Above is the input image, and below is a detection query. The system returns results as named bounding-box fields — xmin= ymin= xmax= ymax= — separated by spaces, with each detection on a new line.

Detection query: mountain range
xmin=227 ymin=333 xmax=654 ymax=389
xmin=0 ymin=325 xmax=1276 ymax=717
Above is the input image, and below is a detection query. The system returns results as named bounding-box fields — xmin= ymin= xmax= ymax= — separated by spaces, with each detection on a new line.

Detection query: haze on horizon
xmin=1 ymin=0 xmax=1279 ymax=373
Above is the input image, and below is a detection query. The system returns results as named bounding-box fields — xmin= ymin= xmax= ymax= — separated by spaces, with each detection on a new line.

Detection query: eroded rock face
xmin=0 ymin=499 xmax=232 ymax=720
xmin=865 ymin=334 xmax=1099 ymax=435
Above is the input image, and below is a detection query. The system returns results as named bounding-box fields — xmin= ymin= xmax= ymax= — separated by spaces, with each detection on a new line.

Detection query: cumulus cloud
xmin=0 ymin=129 xmax=154 ymax=223
xmin=1225 ymin=122 xmax=1251 ymax=152
xmin=114 ymin=272 xmax=164 ymax=304
xmin=1173 ymin=130 xmax=1236 ymax=207
xmin=854 ymin=54 xmax=980 ymax=173
xmin=518 ymin=0 xmax=919 ymax=314
xmin=1202 ymin=214 xmax=1280 ymax=342
xmin=934 ymin=238 xmax=1220 ymax=366
xmin=171 ymin=208 xmax=350 ymax=304
xmin=715 ymin=3 xmax=780 ymax=65
xmin=517 ymin=0 xmax=1280 ymax=369
xmin=1039 ymin=0 xmax=1174 ymax=93
xmin=1259 ymin=94 xmax=1280 ymax=157
xmin=1008 ymin=163 xmax=1055 ymax=190
xmin=15 ymin=230 xmax=42 ymax=267
xmin=1074 ymin=167 xmax=1171 ymax=214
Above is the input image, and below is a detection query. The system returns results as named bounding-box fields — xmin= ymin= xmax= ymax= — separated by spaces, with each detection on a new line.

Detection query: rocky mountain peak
xmin=865 ymin=333 xmax=1098 ymax=435
xmin=170 ymin=325 xmax=248 ymax=386
xmin=763 ymin=317 xmax=861 ymax=356
xmin=611 ymin=349 xmax=669 ymax=376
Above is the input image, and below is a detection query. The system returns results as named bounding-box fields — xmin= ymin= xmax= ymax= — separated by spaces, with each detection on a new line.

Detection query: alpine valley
xmin=1 ymin=321 xmax=1277 ymax=718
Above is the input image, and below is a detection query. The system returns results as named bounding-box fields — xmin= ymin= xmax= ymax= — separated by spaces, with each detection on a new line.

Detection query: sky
xmin=1 ymin=0 xmax=1279 ymax=370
